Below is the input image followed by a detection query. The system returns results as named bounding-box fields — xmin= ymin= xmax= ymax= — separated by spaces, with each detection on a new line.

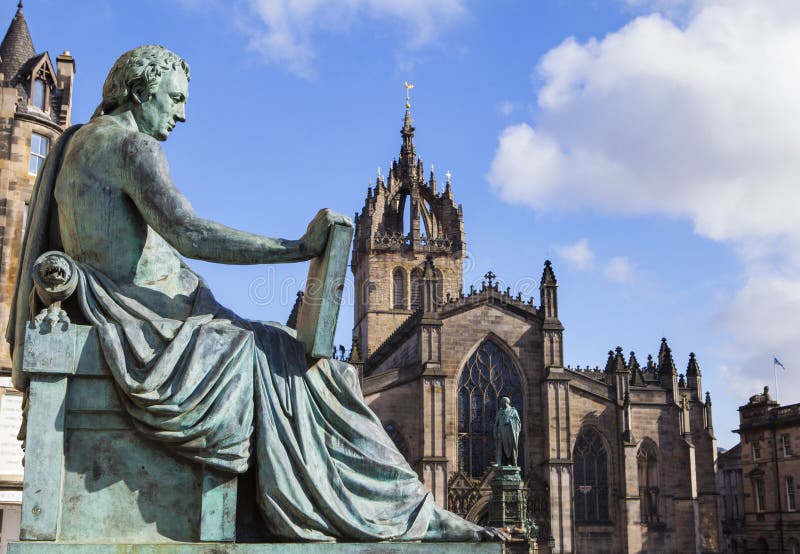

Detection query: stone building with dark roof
xmin=350 ymin=102 xmax=722 ymax=553
xmin=0 ymin=3 xmax=74 ymax=551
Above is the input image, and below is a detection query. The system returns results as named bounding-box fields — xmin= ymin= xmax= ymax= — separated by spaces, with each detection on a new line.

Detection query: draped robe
xmin=7 ymin=124 xmax=487 ymax=542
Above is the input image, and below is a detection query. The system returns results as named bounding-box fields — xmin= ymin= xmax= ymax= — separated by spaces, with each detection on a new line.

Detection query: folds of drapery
xmin=71 ymin=262 xmax=485 ymax=541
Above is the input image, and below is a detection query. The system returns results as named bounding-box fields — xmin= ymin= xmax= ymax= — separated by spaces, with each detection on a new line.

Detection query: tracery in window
xmin=457 ymin=339 xmax=523 ymax=478
xmin=573 ymin=429 xmax=609 ymax=523
xmin=638 ymin=440 xmax=660 ymax=523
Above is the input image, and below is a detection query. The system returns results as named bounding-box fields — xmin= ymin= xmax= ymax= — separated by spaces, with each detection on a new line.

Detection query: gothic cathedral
xmin=350 ymin=103 xmax=722 ymax=554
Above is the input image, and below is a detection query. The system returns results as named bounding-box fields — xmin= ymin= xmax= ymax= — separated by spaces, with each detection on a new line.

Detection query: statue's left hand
xmin=301 ymin=209 xmax=353 ymax=257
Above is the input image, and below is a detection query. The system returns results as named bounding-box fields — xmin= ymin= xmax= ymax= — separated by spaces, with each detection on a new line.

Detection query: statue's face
xmin=135 ymin=68 xmax=189 ymax=141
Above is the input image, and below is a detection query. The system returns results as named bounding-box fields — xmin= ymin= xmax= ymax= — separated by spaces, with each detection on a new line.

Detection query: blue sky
xmin=16 ymin=0 xmax=800 ymax=449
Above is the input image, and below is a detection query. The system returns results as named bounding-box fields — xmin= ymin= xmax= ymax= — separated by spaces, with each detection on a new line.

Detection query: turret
xmin=0 ymin=2 xmax=34 ymax=85
xmin=686 ymin=351 xmax=701 ymax=394
xmin=658 ymin=338 xmax=679 ymax=403
xmin=608 ymin=346 xmax=630 ymax=404
xmin=539 ymin=260 xmax=558 ymax=320
xmin=703 ymin=391 xmax=714 ymax=436
xmin=540 ymin=260 xmax=563 ymax=368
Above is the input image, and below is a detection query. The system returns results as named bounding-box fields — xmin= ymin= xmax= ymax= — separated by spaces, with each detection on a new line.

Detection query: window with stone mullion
xmin=457 ymin=339 xmax=524 ymax=478
xmin=573 ymin=430 xmax=609 ymax=523
xmin=637 ymin=442 xmax=660 ymax=524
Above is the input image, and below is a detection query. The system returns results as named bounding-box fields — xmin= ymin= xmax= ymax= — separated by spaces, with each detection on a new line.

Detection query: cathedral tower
xmin=351 ymin=94 xmax=465 ymax=358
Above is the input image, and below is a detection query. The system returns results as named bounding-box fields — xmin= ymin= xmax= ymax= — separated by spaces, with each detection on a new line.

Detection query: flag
xmin=774 ymin=357 xmax=786 ymax=370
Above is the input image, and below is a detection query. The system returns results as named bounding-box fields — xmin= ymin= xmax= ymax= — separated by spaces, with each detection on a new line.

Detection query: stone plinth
xmin=489 ymin=466 xmax=526 ymax=530
xmin=489 ymin=466 xmax=536 ymax=554
xmin=9 ymin=542 xmax=503 ymax=553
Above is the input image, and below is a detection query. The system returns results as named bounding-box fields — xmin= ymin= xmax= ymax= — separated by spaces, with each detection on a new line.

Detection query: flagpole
xmin=775 ymin=361 xmax=779 ymax=403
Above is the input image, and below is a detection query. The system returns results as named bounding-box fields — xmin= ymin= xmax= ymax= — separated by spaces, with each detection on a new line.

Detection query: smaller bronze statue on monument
xmin=494 ymin=396 xmax=521 ymax=467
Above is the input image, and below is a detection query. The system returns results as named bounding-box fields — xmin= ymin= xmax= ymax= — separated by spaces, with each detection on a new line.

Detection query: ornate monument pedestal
xmin=489 ymin=466 xmax=536 ymax=554
xmin=9 ymin=543 xmax=503 ymax=553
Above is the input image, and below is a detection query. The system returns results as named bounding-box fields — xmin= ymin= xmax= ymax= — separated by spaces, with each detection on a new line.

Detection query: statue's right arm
xmin=121 ymin=136 xmax=317 ymax=265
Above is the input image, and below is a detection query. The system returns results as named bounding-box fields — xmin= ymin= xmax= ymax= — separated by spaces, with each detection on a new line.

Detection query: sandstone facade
xmin=352 ymin=107 xmax=722 ymax=554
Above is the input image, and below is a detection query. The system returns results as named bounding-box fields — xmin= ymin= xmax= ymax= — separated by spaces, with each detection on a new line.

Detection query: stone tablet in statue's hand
xmin=301 ymin=208 xmax=354 ymax=257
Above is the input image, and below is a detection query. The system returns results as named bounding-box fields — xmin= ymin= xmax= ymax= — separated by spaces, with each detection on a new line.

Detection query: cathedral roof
xmin=0 ymin=2 xmax=35 ymax=85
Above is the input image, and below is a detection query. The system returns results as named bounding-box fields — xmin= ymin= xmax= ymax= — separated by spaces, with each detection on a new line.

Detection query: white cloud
xmin=489 ymin=1 xmax=800 ymax=244
xmin=556 ymin=239 xmax=595 ymax=271
xmin=238 ymin=0 xmax=467 ymax=78
xmin=603 ymin=257 xmax=634 ymax=284
xmin=487 ymin=0 xmax=800 ymax=403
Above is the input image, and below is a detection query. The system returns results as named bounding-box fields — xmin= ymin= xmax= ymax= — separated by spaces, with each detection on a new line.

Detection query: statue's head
xmin=92 ymin=45 xmax=191 ymax=141
xmin=500 ymin=396 xmax=510 ymax=408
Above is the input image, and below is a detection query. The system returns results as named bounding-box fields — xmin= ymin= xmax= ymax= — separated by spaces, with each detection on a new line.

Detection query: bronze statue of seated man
xmin=8 ymin=45 xmax=500 ymax=543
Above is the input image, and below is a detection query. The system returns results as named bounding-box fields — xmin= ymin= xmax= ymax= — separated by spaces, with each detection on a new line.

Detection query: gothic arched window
xmin=638 ymin=440 xmax=660 ymax=523
xmin=573 ymin=429 xmax=609 ymax=523
xmin=392 ymin=267 xmax=406 ymax=309
xmin=457 ymin=339 xmax=524 ymax=478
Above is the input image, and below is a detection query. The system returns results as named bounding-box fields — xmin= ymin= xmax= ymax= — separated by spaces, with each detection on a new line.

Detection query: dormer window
xmin=26 ymin=55 xmax=56 ymax=112
xmin=32 ymin=78 xmax=46 ymax=110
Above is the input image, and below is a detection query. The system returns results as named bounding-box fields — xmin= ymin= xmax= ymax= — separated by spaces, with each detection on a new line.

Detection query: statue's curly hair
xmin=91 ymin=45 xmax=190 ymax=119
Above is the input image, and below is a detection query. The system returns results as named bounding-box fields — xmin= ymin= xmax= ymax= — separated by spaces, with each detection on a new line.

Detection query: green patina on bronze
xmin=7 ymin=45 xmax=501 ymax=546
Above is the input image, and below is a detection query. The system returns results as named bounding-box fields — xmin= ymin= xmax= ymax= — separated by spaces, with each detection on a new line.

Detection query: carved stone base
xmin=489 ymin=466 xmax=536 ymax=554
xmin=490 ymin=466 xmax=527 ymax=529
xmin=9 ymin=543 xmax=503 ymax=553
